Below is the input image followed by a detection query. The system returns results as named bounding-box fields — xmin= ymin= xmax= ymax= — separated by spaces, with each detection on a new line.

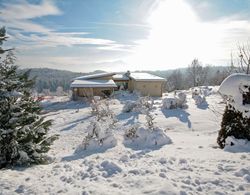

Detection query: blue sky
xmin=1 ymin=0 xmax=250 ymax=72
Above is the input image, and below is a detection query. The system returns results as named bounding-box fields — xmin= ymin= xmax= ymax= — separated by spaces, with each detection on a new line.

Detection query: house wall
xmin=131 ymin=80 xmax=164 ymax=96
xmin=72 ymin=87 xmax=115 ymax=100
xmin=128 ymin=80 xmax=134 ymax=91
xmin=92 ymin=87 xmax=114 ymax=96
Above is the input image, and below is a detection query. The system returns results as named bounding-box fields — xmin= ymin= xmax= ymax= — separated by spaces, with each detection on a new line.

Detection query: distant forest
xmin=18 ymin=68 xmax=105 ymax=93
xmin=19 ymin=66 xmax=231 ymax=94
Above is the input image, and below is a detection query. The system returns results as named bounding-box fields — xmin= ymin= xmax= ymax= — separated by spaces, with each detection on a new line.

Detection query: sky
xmin=1 ymin=0 xmax=250 ymax=72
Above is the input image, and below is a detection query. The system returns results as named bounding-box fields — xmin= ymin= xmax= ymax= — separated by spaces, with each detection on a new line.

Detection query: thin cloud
xmin=0 ymin=0 xmax=61 ymax=33
xmin=1 ymin=0 xmax=131 ymax=52
xmin=87 ymin=22 xmax=150 ymax=28
xmin=1 ymin=0 xmax=61 ymax=20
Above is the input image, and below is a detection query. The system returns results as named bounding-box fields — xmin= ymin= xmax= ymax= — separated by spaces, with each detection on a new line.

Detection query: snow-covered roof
xmin=112 ymin=74 xmax=129 ymax=81
xmin=73 ymin=72 xmax=116 ymax=81
xmin=129 ymin=73 xmax=166 ymax=81
xmin=70 ymin=79 xmax=117 ymax=88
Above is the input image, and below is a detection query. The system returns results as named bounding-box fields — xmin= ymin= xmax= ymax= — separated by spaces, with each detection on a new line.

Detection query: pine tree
xmin=217 ymin=104 xmax=250 ymax=148
xmin=0 ymin=27 xmax=13 ymax=55
xmin=0 ymin=27 xmax=58 ymax=168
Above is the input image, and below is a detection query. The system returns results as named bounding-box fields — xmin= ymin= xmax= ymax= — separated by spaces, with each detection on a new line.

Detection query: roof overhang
xmin=72 ymin=72 xmax=116 ymax=81
xmin=70 ymin=79 xmax=117 ymax=88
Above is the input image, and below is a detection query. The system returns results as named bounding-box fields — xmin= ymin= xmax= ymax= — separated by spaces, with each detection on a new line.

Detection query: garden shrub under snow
xmin=76 ymin=118 xmax=117 ymax=151
xmin=77 ymin=99 xmax=117 ymax=151
xmin=124 ymin=96 xmax=171 ymax=149
xmin=162 ymin=92 xmax=187 ymax=109
xmin=122 ymin=96 xmax=154 ymax=113
xmin=123 ymin=125 xmax=171 ymax=149
xmin=193 ymin=94 xmax=206 ymax=105
xmin=217 ymin=104 xmax=250 ymax=148
xmin=217 ymin=73 xmax=250 ymax=148
xmin=122 ymin=101 xmax=138 ymax=113
xmin=191 ymin=88 xmax=207 ymax=106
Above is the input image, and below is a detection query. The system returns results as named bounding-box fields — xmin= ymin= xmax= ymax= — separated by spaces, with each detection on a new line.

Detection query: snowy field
xmin=1 ymin=88 xmax=250 ymax=195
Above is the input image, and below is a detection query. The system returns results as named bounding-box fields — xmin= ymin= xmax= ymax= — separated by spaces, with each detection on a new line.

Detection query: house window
xmin=243 ymin=85 xmax=250 ymax=105
xmin=143 ymin=84 xmax=146 ymax=88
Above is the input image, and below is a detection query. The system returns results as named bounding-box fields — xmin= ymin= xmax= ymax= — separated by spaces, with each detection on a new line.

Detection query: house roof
xmin=73 ymin=72 xmax=116 ymax=81
xmin=112 ymin=74 xmax=129 ymax=81
xmin=129 ymin=72 xmax=166 ymax=81
xmin=70 ymin=79 xmax=117 ymax=88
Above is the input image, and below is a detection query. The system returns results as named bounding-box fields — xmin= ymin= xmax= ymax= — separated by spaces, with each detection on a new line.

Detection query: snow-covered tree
xmin=0 ymin=29 xmax=58 ymax=168
xmin=0 ymin=27 xmax=13 ymax=55
xmin=217 ymin=74 xmax=250 ymax=148
xmin=56 ymin=86 xmax=64 ymax=96
xmin=187 ymin=59 xmax=210 ymax=87
xmin=79 ymin=99 xmax=117 ymax=151
xmin=166 ymin=70 xmax=184 ymax=91
xmin=218 ymin=105 xmax=250 ymax=148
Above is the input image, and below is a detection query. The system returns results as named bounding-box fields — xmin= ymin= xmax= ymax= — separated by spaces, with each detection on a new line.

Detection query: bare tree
xmin=187 ymin=59 xmax=209 ymax=87
xmin=238 ymin=44 xmax=250 ymax=74
xmin=166 ymin=70 xmax=184 ymax=91
xmin=230 ymin=44 xmax=250 ymax=74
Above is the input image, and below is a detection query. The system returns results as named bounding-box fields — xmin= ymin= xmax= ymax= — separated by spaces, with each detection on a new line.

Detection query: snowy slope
xmin=1 ymin=88 xmax=250 ymax=195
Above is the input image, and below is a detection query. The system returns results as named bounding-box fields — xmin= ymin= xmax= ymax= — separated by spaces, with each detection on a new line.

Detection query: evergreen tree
xmin=217 ymin=104 xmax=250 ymax=148
xmin=0 ymin=27 xmax=58 ymax=168
xmin=0 ymin=27 xmax=13 ymax=55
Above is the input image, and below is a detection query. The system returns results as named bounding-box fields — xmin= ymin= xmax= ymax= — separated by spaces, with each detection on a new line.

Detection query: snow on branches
xmin=77 ymin=98 xmax=117 ymax=151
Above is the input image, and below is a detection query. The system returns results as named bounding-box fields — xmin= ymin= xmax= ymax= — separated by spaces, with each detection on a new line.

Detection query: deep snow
xmin=1 ymin=88 xmax=250 ymax=195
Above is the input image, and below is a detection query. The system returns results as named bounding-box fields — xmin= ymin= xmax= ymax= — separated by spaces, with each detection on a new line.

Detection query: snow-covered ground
xmin=1 ymin=88 xmax=250 ymax=195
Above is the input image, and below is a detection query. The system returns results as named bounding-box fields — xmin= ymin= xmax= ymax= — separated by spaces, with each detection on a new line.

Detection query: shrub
xmin=217 ymin=104 xmax=250 ymax=148
xmin=122 ymin=101 xmax=137 ymax=113
xmin=193 ymin=94 xmax=206 ymax=105
xmin=124 ymin=124 xmax=140 ymax=139
xmin=80 ymin=118 xmax=116 ymax=150
xmin=78 ymin=99 xmax=117 ymax=151
xmin=162 ymin=92 xmax=187 ymax=109
xmin=122 ymin=96 xmax=154 ymax=113
xmin=123 ymin=125 xmax=172 ymax=148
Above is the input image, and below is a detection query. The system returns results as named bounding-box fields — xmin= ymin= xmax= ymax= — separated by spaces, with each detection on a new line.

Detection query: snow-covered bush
xmin=162 ymin=92 xmax=187 ymax=109
xmin=191 ymin=87 xmax=201 ymax=97
xmin=122 ymin=96 xmax=154 ymax=113
xmin=193 ymin=94 xmax=206 ymax=105
xmin=90 ymin=98 xmax=116 ymax=122
xmin=56 ymin=86 xmax=64 ymax=96
xmin=201 ymin=86 xmax=213 ymax=96
xmin=217 ymin=74 xmax=250 ymax=148
xmin=191 ymin=88 xmax=207 ymax=106
xmin=145 ymin=111 xmax=155 ymax=130
xmin=137 ymin=96 xmax=154 ymax=113
xmin=78 ymin=100 xmax=117 ymax=151
xmin=124 ymin=96 xmax=171 ymax=149
xmin=123 ymin=125 xmax=171 ymax=149
xmin=77 ymin=118 xmax=117 ymax=151
xmin=192 ymin=86 xmax=213 ymax=97
xmin=217 ymin=105 xmax=250 ymax=148
xmin=124 ymin=124 xmax=140 ymax=139
xmin=122 ymin=101 xmax=137 ymax=113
